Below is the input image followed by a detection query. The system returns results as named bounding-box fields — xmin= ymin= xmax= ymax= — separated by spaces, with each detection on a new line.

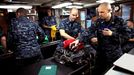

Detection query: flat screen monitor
xmin=80 ymin=11 xmax=86 ymax=21
xmin=86 ymin=20 xmax=91 ymax=28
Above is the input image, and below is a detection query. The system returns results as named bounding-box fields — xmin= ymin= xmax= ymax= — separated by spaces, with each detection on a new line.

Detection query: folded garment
xmin=63 ymin=39 xmax=84 ymax=51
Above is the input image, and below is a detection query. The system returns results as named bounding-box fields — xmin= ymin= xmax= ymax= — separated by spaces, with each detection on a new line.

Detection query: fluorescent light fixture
xmin=52 ymin=2 xmax=72 ymax=9
xmin=0 ymin=5 xmax=32 ymax=10
xmin=73 ymin=2 xmax=84 ymax=5
xmin=84 ymin=3 xmax=99 ymax=7
xmin=66 ymin=5 xmax=83 ymax=9
xmin=7 ymin=9 xmax=13 ymax=12
xmin=96 ymin=0 xmax=115 ymax=3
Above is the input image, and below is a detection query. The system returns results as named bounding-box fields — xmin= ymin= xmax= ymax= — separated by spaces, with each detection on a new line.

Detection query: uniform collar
xmin=98 ymin=16 xmax=115 ymax=25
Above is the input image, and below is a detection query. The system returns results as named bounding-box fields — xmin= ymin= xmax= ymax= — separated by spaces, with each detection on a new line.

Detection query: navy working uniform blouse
xmin=9 ymin=16 xmax=45 ymax=59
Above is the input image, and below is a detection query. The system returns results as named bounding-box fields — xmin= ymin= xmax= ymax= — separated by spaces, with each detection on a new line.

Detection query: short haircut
xmin=16 ymin=8 xmax=28 ymax=16
xmin=98 ymin=2 xmax=112 ymax=11
xmin=70 ymin=7 xmax=78 ymax=13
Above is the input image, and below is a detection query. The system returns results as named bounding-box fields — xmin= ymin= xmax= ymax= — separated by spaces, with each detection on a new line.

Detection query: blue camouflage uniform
xmin=56 ymin=17 xmax=96 ymax=52
xmin=79 ymin=16 xmax=130 ymax=63
xmin=54 ymin=18 xmax=96 ymax=65
xmin=8 ymin=16 xmax=45 ymax=59
xmin=78 ymin=16 xmax=131 ymax=75
xmin=57 ymin=18 xmax=82 ymax=48
xmin=122 ymin=28 xmax=134 ymax=53
xmin=41 ymin=16 xmax=57 ymax=41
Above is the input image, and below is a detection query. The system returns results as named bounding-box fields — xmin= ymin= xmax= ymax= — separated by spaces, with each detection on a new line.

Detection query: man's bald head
xmin=69 ymin=8 xmax=79 ymax=21
xmin=98 ymin=2 xmax=112 ymax=13
xmin=70 ymin=8 xmax=78 ymax=13
xmin=97 ymin=2 xmax=112 ymax=21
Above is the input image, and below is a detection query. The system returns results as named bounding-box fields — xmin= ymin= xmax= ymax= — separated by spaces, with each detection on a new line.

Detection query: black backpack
xmin=53 ymin=45 xmax=96 ymax=67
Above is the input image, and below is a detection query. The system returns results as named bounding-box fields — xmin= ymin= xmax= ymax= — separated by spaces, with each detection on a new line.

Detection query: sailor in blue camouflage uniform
xmin=53 ymin=8 xmax=83 ymax=62
xmin=41 ymin=8 xmax=57 ymax=41
xmin=71 ymin=3 xmax=130 ymax=75
xmin=56 ymin=8 xmax=83 ymax=50
xmin=8 ymin=8 xmax=45 ymax=66
xmin=122 ymin=19 xmax=134 ymax=53
xmin=54 ymin=8 xmax=96 ymax=65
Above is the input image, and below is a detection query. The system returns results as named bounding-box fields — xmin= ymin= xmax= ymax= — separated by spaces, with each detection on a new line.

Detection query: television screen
xmin=86 ymin=20 xmax=91 ymax=28
xmin=80 ymin=11 xmax=86 ymax=20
